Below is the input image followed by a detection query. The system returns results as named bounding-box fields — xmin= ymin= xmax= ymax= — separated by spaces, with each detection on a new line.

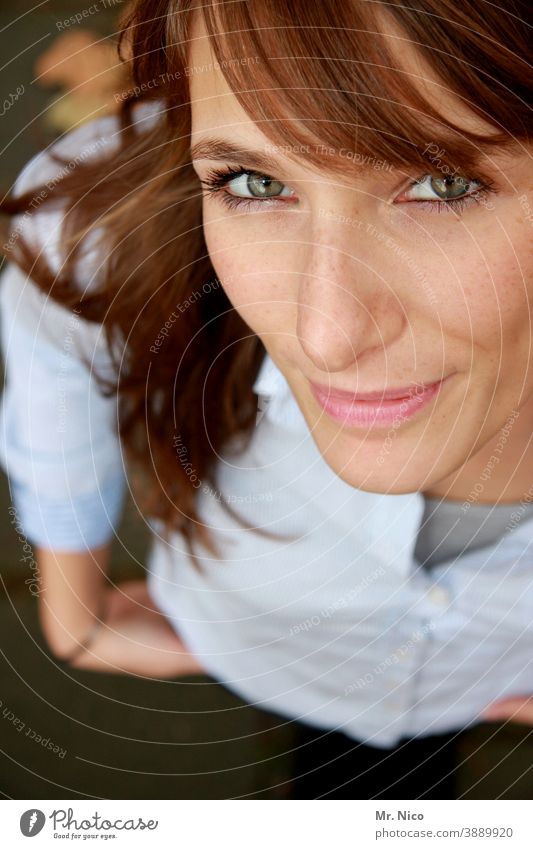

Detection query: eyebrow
xmin=190 ymin=138 xmax=286 ymax=174
xmin=189 ymin=135 xmax=500 ymax=185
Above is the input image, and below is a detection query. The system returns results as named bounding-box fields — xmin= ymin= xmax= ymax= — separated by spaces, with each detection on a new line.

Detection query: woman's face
xmin=188 ymin=24 xmax=533 ymax=495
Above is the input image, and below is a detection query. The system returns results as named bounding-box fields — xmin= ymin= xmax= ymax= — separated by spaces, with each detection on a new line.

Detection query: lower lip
xmin=309 ymin=377 xmax=450 ymax=428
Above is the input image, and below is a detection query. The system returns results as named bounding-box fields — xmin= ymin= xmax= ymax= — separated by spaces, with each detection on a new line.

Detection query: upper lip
xmin=309 ymin=377 xmax=445 ymax=402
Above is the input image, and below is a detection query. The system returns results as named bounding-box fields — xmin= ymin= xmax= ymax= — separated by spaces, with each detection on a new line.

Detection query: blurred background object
xmin=1 ymin=0 xmax=128 ymax=185
xmin=34 ymin=28 xmax=128 ymax=134
xmin=0 ymin=0 xmax=531 ymax=800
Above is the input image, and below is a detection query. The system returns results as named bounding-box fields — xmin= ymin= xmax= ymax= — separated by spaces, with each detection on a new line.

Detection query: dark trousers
xmin=288 ymin=722 xmax=463 ymax=799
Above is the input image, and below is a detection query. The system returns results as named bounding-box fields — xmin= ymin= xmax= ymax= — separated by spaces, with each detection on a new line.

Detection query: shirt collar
xmin=252 ymin=351 xmax=309 ymax=432
xmin=251 ymin=351 xmax=427 ymax=575
xmin=251 ymin=350 xmax=533 ymax=577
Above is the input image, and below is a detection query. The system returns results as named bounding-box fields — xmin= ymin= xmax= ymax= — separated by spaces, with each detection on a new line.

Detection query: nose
xmin=296 ymin=232 xmax=405 ymax=372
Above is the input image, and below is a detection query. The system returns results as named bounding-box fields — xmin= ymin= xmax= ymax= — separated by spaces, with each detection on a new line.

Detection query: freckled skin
xmin=189 ymin=19 xmax=533 ymax=504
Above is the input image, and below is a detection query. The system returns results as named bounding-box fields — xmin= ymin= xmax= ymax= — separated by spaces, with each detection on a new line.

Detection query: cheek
xmin=416 ymin=229 xmax=533 ymax=358
xmin=466 ymin=253 xmax=531 ymax=356
xmin=203 ymin=213 xmax=299 ymax=334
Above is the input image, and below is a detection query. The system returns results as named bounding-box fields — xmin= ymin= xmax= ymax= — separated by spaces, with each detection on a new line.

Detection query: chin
xmin=317 ymin=446 xmax=436 ymax=495
xmin=336 ymin=468 xmax=425 ymax=495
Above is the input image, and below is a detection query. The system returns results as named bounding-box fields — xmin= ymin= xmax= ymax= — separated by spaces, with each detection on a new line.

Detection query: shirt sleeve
xmin=0 ymin=260 xmax=127 ymax=551
xmin=0 ymin=123 xmax=129 ymax=551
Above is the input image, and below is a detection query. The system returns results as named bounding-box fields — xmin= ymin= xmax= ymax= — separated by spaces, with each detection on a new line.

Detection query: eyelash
xmin=198 ymin=165 xmax=496 ymax=214
xmin=199 ymin=166 xmax=281 ymax=212
xmin=398 ymin=180 xmax=496 ymax=214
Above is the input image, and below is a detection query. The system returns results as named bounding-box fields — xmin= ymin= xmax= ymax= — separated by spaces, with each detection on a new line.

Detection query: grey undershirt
xmin=413 ymin=496 xmax=533 ymax=569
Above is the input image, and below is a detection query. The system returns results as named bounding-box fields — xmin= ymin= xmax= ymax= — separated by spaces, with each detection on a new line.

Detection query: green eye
xmin=226 ymin=171 xmax=293 ymax=200
xmin=429 ymin=175 xmax=471 ymax=199
xmin=403 ymin=173 xmax=479 ymax=203
xmin=246 ymin=174 xmax=287 ymax=198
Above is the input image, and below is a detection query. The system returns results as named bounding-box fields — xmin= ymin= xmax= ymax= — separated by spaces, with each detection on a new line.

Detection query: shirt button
xmin=428 ymin=586 xmax=450 ymax=607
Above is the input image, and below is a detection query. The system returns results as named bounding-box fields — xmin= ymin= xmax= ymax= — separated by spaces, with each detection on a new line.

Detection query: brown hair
xmin=1 ymin=0 xmax=531 ymax=567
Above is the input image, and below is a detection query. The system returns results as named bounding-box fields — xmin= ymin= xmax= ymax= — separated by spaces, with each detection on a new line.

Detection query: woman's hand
xmin=57 ymin=579 xmax=208 ymax=679
xmin=481 ymin=695 xmax=533 ymax=726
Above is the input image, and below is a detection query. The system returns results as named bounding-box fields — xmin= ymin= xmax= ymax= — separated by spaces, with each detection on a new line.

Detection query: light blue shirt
xmin=1 ymin=116 xmax=532 ymax=747
xmin=0 ymin=261 xmax=127 ymax=550
xmin=0 ymin=113 xmax=130 ymax=550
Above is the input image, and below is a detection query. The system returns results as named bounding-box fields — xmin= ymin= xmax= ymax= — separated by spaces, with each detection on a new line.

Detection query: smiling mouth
xmin=309 ymin=375 xmax=453 ymax=428
xmin=310 ymin=380 xmax=440 ymax=401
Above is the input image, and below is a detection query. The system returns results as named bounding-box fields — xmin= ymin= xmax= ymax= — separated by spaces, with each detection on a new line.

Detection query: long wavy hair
xmin=1 ymin=0 xmax=531 ymax=567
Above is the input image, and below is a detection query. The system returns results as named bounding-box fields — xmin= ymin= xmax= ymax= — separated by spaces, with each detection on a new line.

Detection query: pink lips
xmin=309 ymin=376 xmax=451 ymax=428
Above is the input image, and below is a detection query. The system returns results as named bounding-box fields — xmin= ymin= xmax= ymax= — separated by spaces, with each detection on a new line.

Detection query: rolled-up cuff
xmin=9 ymin=471 xmax=127 ymax=551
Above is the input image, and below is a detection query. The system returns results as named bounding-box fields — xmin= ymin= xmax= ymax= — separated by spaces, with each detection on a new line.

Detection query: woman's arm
xmin=35 ymin=543 xmax=110 ymax=660
xmin=36 ymin=545 xmax=208 ymax=679
xmin=1 ymin=139 xmax=206 ymax=680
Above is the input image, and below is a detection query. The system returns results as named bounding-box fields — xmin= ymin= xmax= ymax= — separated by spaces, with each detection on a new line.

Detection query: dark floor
xmin=0 ymin=0 xmax=532 ymax=800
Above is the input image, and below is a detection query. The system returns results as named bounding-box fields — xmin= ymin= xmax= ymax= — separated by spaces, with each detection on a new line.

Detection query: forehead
xmin=187 ymin=17 xmax=258 ymax=138
xmin=187 ymin=10 xmax=497 ymax=145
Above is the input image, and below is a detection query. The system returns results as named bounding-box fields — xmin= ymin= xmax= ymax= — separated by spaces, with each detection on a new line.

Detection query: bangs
xmin=193 ymin=0 xmax=526 ymax=178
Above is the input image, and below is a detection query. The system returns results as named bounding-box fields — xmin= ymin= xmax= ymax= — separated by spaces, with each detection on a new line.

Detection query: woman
xmin=1 ymin=0 xmax=532 ymax=798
